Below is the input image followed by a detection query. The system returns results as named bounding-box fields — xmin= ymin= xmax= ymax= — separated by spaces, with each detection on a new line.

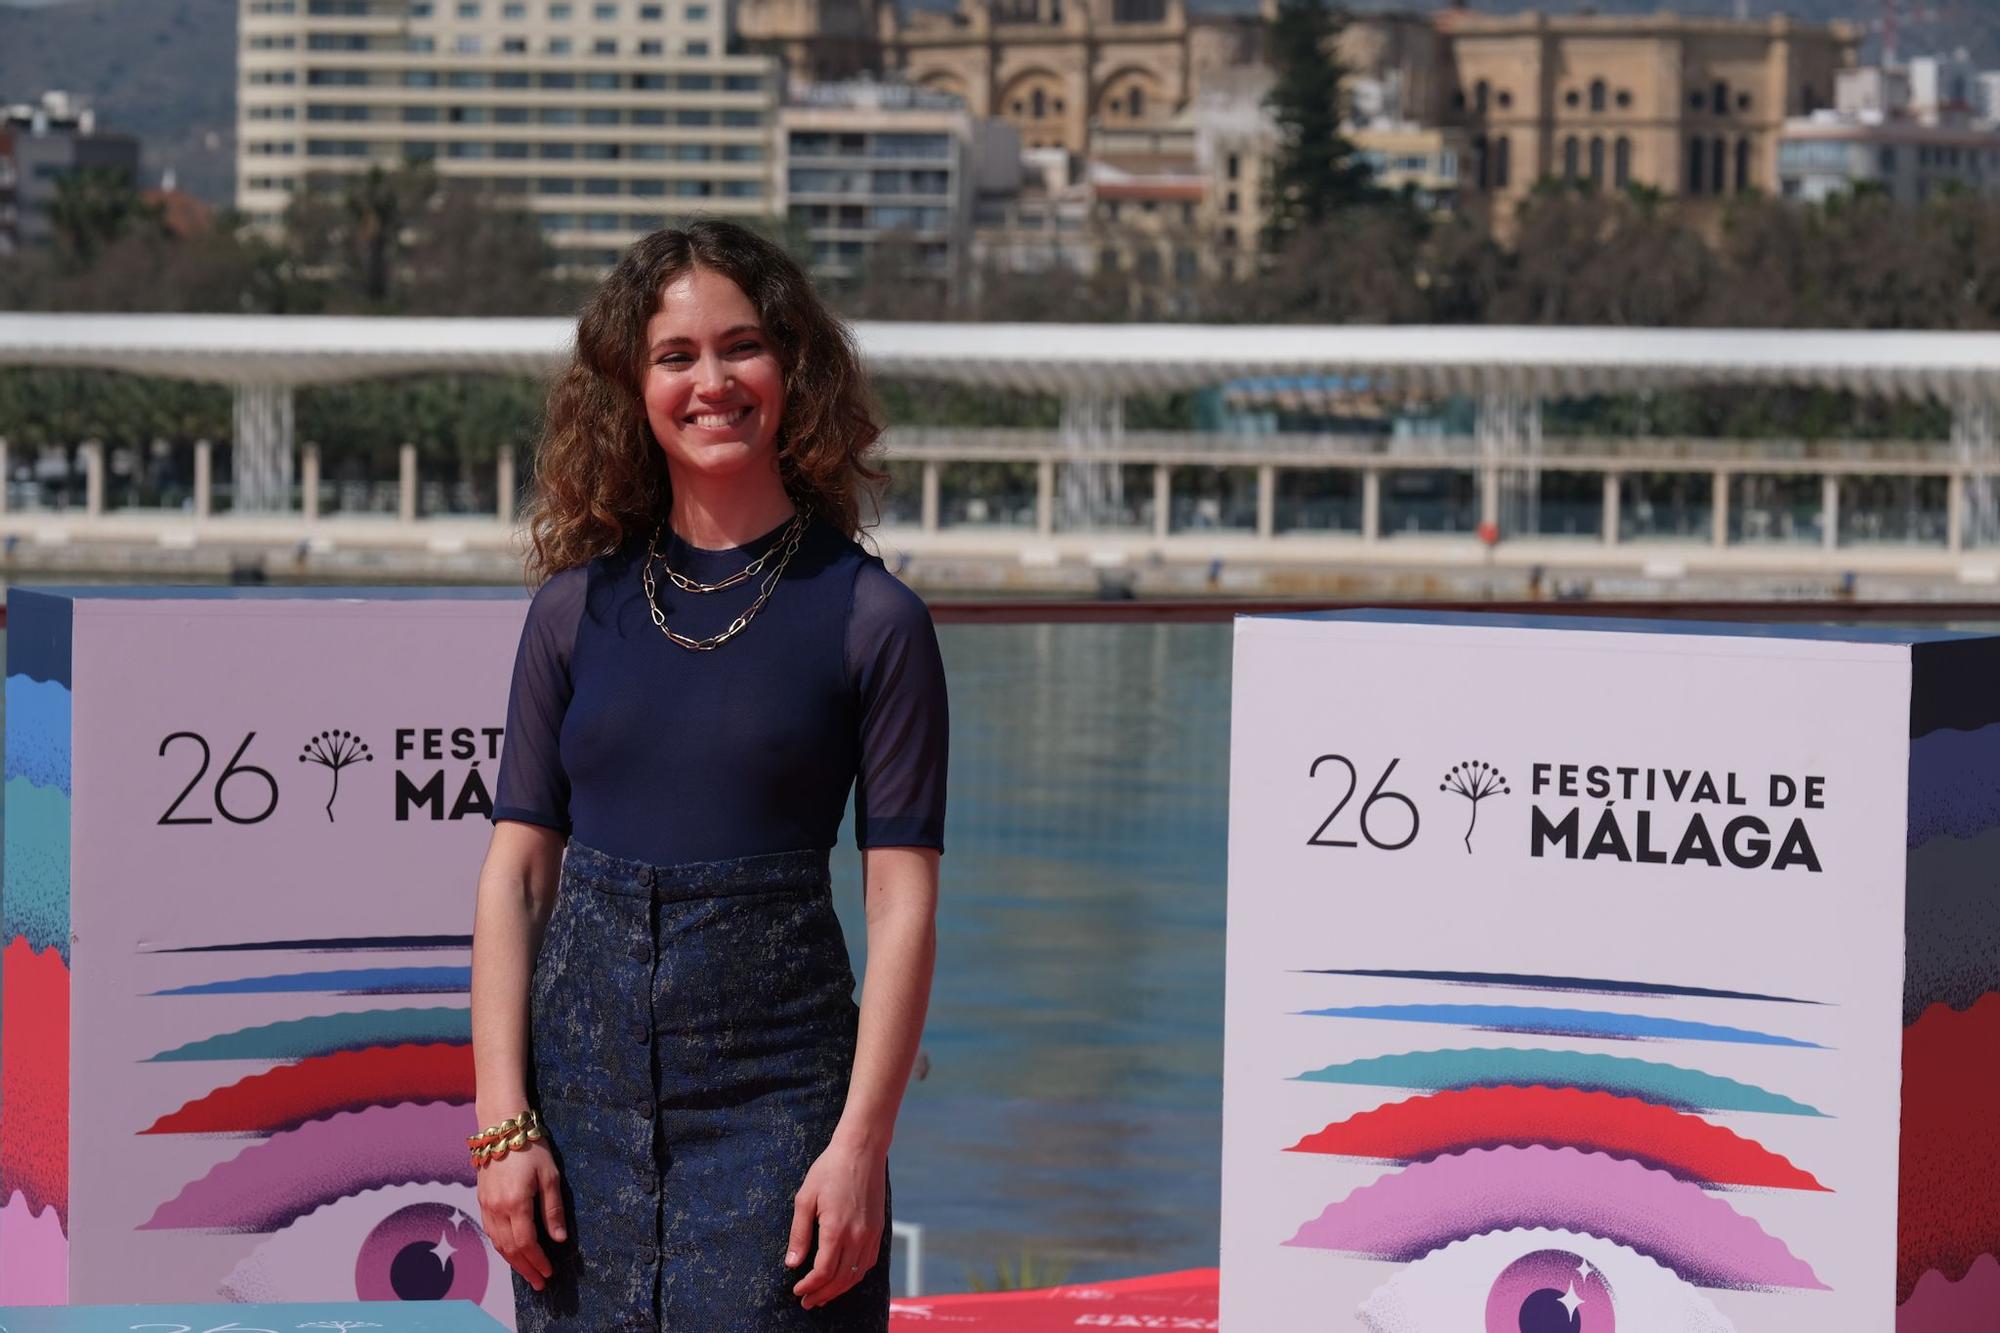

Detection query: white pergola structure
xmin=4 ymin=314 xmax=2000 ymax=534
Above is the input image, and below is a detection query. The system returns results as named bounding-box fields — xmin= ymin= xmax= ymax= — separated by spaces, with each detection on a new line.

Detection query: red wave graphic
xmin=1900 ymin=993 xmax=2000 ymax=1302
xmin=0 ymin=937 xmax=69 ymax=1225
xmin=141 ymin=1042 xmax=473 ymax=1135
xmin=1287 ymin=1084 xmax=1828 ymax=1191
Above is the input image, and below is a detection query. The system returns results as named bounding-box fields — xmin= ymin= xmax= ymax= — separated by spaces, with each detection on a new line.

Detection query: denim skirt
xmin=512 ymin=842 xmax=892 ymax=1332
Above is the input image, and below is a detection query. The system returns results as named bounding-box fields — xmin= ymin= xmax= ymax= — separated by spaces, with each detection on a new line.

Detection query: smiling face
xmin=640 ymin=265 xmax=787 ymax=489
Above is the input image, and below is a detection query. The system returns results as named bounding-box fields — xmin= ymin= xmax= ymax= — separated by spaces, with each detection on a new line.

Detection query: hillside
xmin=0 ymin=0 xmax=1991 ymax=216
xmin=0 ymin=0 xmax=236 ymax=205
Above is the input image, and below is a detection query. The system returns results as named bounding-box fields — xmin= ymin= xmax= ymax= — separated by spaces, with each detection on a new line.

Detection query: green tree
xmin=1261 ymin=0 xmax=1373 ymax=248
xmin=46 ymin=165 xmax=163 ymax=269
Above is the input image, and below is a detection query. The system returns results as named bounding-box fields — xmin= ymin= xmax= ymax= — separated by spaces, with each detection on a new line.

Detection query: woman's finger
xmin=792 ymin=1229 xmax=845 ymax=1305
xmin=538 ymin=1161 xmax=569 ymax=1244
xmin=785 ymin=1188 xmax=816 ymax=1270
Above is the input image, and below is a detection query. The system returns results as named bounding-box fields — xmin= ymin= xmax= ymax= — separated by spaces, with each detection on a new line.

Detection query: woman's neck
xmin=665 ymin=467 xmax=796 ymax=551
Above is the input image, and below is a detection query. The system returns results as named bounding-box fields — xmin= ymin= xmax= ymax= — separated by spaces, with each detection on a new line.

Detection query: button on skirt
xmin=513 ymin=842 xmax=891 ymax=1331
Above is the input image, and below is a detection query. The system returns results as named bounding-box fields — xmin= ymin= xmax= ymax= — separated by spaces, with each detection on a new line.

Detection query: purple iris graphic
xmin=1486 ymin=1249 xmax=1616 ymax=1333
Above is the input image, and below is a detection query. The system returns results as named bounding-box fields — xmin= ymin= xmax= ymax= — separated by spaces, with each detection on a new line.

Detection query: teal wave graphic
xmin=3 ymin=776 xmax=70 ymax=961
xmin=1293 ymin=1047 xmax=1826 ymax=1117
xmin=4 ymin=676 xmax=71 ymax=795
xmin=147 ymin=1006 xmax=472 ymax=1061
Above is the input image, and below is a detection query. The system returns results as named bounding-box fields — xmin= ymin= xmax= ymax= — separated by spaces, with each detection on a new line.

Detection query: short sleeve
xmin=492 ymin=566 xmax=587 ymax=833
xmin=848 ymin=560 xmax=949 ymax=851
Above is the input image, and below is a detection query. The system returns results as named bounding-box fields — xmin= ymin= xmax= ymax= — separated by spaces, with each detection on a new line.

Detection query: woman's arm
xmin=471 ymin=819 xmax=569 ymax=1290
xmin=788 ymin=844 xmax=940 ymax=1309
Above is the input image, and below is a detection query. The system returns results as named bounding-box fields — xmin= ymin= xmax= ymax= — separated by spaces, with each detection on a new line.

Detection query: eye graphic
xmin=1358 ymin=1229 xmax=1734 ymax=1333
xmin=1286 ymin=1145 xmax=1826 ymax=1291
xmin=1297 ymin=1003 xmax=1820 ymax=1049
xmin=220 ymin=1181 xmax=505 ymax=1319
xmin=1293 ymin=1047 xmax=1826 ymax=1118
xmin=1287 ymin=1086 xmax=1827 ymax=1192
xmin=142 ymin=1101 xmax=475 ymax=1232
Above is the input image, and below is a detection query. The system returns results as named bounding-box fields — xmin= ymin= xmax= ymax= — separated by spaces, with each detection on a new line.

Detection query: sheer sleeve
xmin=492 ymin=566 xmax=587 ymax=833
xmin=847 ymin=559 xmax=949 ymax=851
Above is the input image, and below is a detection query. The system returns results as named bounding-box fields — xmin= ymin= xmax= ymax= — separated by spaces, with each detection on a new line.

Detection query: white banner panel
xmin=1221 ymin=610 xmax=1954 ymax=1333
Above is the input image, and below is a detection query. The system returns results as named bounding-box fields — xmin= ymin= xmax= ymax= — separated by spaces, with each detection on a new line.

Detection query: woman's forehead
xmin=650 ymin=266 xmax=758 ymax=330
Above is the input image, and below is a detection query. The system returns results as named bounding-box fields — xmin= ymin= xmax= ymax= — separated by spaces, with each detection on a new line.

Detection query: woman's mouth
xmin=686 ymin=406 xmax=753 ymax=429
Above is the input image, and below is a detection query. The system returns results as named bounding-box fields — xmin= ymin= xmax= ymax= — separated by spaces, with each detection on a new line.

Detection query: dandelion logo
xmin=299 ymin=729 xmax=374 ymax=822
xmin=1440 ymin=760 xmax=1511 ymax=853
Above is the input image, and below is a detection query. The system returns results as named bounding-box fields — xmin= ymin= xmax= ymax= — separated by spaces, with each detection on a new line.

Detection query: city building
xmin=1778 ymin=115 xmax=2000 ymax=205
xmin=1340 ymin=9 xmax=1858 ymax=229
xmin=779 ymin=79 xmax=1001 ymax=296
xmin=0 ymin=92 xmax=142 ymax=254
xmin=235 ymin=0 xmax=780 ymax=269
xmin=969 ymin=146 xmax=1093 ymax=279
xmin=738 ymin=0 xmax=1263 ymax=157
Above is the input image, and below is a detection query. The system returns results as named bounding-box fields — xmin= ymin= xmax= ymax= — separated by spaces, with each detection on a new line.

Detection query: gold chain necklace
xmin=640 ymin=514 xmax=807 ymax=652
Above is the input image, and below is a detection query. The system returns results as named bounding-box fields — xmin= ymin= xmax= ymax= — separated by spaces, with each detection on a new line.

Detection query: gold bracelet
xmin=470 ymin=1108 xmax=546 ymax=1169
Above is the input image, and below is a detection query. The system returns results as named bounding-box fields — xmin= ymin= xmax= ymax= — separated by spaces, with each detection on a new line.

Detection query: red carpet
xmin=891 ymin=1269 xmax=1217 ymax=1328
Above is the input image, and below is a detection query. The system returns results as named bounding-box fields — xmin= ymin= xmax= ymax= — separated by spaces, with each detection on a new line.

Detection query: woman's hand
xmin=477 ymin=1144 xmax=567 ymax=1291
xmin=786 ymin=1138 xmax=887 ymax=1310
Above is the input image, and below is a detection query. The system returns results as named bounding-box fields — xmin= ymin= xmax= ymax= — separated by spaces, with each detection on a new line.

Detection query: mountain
xmin=0 ymin=0 xmax=236 ymax=205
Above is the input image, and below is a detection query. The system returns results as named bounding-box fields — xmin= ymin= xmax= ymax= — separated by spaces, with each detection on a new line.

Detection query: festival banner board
xmin=0 ymin=1302 xmax=506 ymax=1331
xmin=1 ymin=588 xmax=529 ymax=1322
xmin=1221 ymin=611 xmax=2000 ymax=1333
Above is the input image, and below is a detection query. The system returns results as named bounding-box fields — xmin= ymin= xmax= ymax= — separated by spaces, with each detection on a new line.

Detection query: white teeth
xmin=690 ymin=408 xmax=749 ymax=428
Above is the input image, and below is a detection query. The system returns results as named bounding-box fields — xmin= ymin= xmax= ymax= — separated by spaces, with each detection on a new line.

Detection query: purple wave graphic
xmin=1284 ymin=1144 xmax=1826 ymax=1292
xmin=140 ymin=1100 xmax=476 ymax=1233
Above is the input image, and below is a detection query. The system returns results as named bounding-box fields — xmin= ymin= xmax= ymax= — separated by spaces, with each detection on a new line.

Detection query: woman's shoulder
xmin=843 ymin=539 xmax=934 ymax=636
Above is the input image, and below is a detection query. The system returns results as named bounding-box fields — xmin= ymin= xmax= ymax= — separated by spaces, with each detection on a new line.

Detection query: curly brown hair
xmin=524 ymin=218 xmax=884 ymax=581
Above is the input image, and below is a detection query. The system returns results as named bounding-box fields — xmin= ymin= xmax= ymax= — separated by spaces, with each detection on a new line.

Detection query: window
xmin=495 ymin=106 xmax=530 ymax=122
xmin=502 ymin=36 xmax=527 ymax=53
xmin=675 ymin=180 xmax=713 ymax=196
xmin=1565 ymin=90 xmax=1580 ymax=109
xmin=1712 ymin=136 xmax=1726 ymax=192
xmin=594 ymin=2 xmax=617 ymax=16
xmin=685 ymin=39 xmax=709 ymax=55
xmin=503 ymin=1 xmax=525 ymax=14
xmin=639 ymin=39 xmax=663 ymax=54
xmin=1736 ymin=136 xmax=1751 ymax=191
xmin=1687 ymin=136 xmax=1704 ymax=194
xmin=721 ymin=144 xmax=762 ymax=162
xmin=495 ymin=140 xmax=530 ymax=156
xmin=674 ymin=143 xmax=712 ymax=160
xmin=1475 ymin=79 xmax=1490 ymax=114
xmin=1129 ymin=85 xmax=1145 ymax=118
xmin=549 ymin=1 xmax=572 ymax=14
xmin=1226 ymin=152 xmax=1239 ymax=180
xmin=631 ymin=108 xmax=665 ymax=124
xmin=685 ymin=2 xmax=707 ymax=15
xmin=539 ymin=107 xmax=580 ymax=123
xmin=539 ymin=177 xmax=577 ymax=193
xmin=1031 ymin=88 xmax=1046 ymax=118
xmin=1713 ymin=82 xmax=1729 ymax=116
xmin=720 ymin=180 xmax=760 ymax=197
xmin=1224 ymin=189 xmax=1238 ymax=212
xmin=679 ymin=73 xmax=714 ymax=90
xmin=446 ymin=141 xmax=491 ymax=158
xmin=1497 ymin=90 xmax=1513 ymax=109
xmin=1473 ymin=133 xmax=1489 ymax=189
xmin=1494 ymin=134 xmax=1511 ymax=188
xmin=724 ymin=73 xmax=761 ymax=92
xmin=548 ymin=36 xmax=572 ymax=53
xmin=1689 ymin=90 xmax=1706 ymax=111
xmin=593 ymin=38 xmax=618 ymax=54
xmin=411 ymin=0 xmax=433 ymax=11
xmin=1590 ymin=79 xmax=1606 ymax=112
xmin=541 ymin=72 xmax=577 ymax=87
xmin=585 ymin=107 xmax=620 ymax=124
xmin=585 ymin=177 xmax=620 ymax=193
xmin=1563 ymin=135 xmax=1579 ymax=179
xmin=1880 ymin=145 xmax=1897 ymax=174
xmin=1614 ymin=135 xmax=1632 ymax=187
xmin=401 ymin=70 xmax=440 ymax=86
xmin=721 ymin=109 xmax=759 ymax=127
xmin=633 ymin=179 xmax=666 ymax=195
xmin=495 ymin=71 xmax=530 ymax=87
xmin=1737 ymin=92 xmax=1752 ymax=111
xmin=446 ymin=71 xmax=489 ymax=87
xmin=539 ymin=212 xmax=577 ymax=229
xmin=539 ymin=142 xmax=577 ymax=158
xmin=583 ymin=143 xmax=620 ymax=159
xmin=404 ymin=106 xmax=444 ymax=122
xmin=640 ymin=2 xmax=663 ymax=14
xmin=455 ymin=34 xmax=482 ymax=52
xmin=677 ymin=108 xmax=714 ymax=125
xmin=585 ymin=72 xmax=619 ymax=88
xmin=457 ymin=1 xmax=480 ymax=14
xmin=1588 ymin=135 xmax=1605 ymax=186
xmin=1616 ymin=89 xmax=1632 ymax=108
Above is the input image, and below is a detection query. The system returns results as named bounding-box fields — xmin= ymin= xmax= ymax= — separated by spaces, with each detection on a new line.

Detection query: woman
xmin=469 ymin=218 xmax=947 ymax=1330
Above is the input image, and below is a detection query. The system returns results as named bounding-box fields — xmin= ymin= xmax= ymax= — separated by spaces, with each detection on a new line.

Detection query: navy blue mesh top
xmin=492 ymin=514 xmax=948 ymax=866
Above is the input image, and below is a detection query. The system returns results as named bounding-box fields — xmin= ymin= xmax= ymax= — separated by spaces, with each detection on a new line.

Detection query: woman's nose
xmin=693 ymin=354 xmax=731 ymax=398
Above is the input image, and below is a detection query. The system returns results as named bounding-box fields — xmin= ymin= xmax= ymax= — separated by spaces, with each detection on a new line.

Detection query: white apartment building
xmin=779 ymin=81 xmax=990 ymax=289
xmin=237 ymin=0 xmax=780 ymax=269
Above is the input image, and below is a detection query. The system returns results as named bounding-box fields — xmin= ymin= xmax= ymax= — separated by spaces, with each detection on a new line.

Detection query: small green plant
xmin=966 ymin=1250 xmax=1072 ymax=1293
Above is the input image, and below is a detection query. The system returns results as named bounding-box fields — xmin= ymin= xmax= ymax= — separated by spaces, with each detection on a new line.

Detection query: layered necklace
xmin=640 ymin=511 xmax=808 ymax=652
